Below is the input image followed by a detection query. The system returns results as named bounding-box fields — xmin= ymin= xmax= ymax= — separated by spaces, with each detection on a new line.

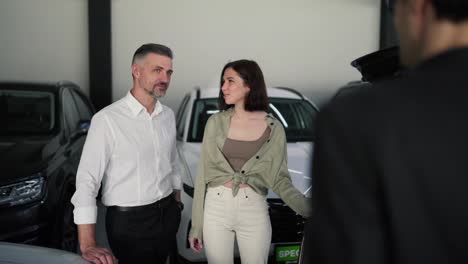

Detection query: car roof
xmin=0 ymin=81 xmax=79 ymax=93
xmin=196 ymin=87 xmax=303 ymax=100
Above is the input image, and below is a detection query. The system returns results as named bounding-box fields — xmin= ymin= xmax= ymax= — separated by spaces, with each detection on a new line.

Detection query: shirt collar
xmin=125 ymin=91 xmax=163 ymax=117
xmin=217 ymin=108 xmax=275 ymax=148
xmin=225 ymin=107 xmax=274 ymax=123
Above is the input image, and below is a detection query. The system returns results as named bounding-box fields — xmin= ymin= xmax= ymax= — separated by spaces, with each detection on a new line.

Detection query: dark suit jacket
xmin=305 ymin=47 xmax=468 ymax=264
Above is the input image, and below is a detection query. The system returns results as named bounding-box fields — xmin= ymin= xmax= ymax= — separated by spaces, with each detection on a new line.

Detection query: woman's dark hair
xmin=386 ymin=0 xmax=468 ymax=22
xmin=431 ymin=0 xmax=468 ymax=22
xmin=218 ymin=59 xmax=269 ymax=111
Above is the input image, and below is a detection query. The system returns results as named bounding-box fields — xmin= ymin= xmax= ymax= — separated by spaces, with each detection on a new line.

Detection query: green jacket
xmin=189 ymin=108 xmax=312 ymax=239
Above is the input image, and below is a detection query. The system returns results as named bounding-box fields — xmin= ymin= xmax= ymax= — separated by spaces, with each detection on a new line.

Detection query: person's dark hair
xmin=386 ymin=0 xmax=468 ymax=22
xmin=218 ymin=59 xmax=269 ymax=111
xmin=132 ymin=43 xmax=173 ymax=65
xmin=431 ymin=0 xmax=468 ymax=22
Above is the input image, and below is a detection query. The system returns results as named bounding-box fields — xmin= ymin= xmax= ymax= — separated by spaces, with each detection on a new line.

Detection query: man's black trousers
xmin=106 ymin=194 xmax=181 ymax=264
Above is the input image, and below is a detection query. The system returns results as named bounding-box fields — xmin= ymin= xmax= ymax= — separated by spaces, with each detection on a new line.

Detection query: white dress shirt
xmin=71 ymin=92 xmax=182 ymax=224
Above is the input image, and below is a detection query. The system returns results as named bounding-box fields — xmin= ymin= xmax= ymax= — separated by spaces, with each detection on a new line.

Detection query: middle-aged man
xmin=71 ymin=43 xmax=183 ymax=264
xmin=304 ymin=0 xmax=468 ymax=263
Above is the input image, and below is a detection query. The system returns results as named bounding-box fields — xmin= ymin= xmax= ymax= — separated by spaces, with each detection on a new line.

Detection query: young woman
xmin=188 ymin=59 xmax=311 ymax=264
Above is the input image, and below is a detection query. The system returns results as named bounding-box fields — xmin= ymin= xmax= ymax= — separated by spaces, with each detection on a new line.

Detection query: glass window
xmin=176 ymin=95 xmax=190 ymax=140
xmin=268 ymin=98 xmax=318 ymax=142
xmin=176 ymin=95 xmax=189 ymax=125
xmin=70 ymin=90 xmax=93 ymax=121
xmin=187 ymin=99 xmax=219 ymax=142
xmin=62 ymin=88 xmax=80 ymax=134
xmin=187 ymin=98 xmax=317 ymax=143
xmin=0 ymin=89 xmax=56 ymax=135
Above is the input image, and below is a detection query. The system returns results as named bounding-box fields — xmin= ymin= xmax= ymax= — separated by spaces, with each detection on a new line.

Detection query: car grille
xmin=268 ymin=199 xmax=305 ymax=243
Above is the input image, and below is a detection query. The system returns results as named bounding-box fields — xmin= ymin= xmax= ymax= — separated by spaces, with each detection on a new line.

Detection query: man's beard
xmin=144 ymin=85 xmax=166 ymax=99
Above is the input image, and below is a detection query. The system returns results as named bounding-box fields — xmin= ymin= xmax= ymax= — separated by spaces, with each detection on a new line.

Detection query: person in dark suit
xmin=304 ymin=0 xmax=468 ymax=263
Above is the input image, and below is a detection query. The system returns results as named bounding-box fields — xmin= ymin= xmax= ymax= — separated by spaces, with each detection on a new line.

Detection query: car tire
xmin=56 ymin=184 xmax=78 ymax=252
xmin=171 ymin=253 xmax=193 ymax=264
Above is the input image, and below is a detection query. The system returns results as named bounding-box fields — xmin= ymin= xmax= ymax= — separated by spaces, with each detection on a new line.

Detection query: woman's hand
xmin=188 ymin=237 xmax=204 ymax=253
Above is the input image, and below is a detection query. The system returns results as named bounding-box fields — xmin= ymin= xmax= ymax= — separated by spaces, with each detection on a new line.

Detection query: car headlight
xmin=0 ymin=174 xmax=45 ymax=207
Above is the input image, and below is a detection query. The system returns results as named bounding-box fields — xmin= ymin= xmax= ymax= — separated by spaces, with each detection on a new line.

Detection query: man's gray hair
xmin=131 ymin=43 xmax=173 ymax=65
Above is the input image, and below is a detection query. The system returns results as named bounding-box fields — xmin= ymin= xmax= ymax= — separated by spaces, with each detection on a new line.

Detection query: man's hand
xmin=188 ymin=237 xmax=203 ymax=253
xmin=174 ymin=190 xmax=181 ymax=202
xmin=81 ymin=245 xmax=117 ymax=264
xmin=78 ymin=224 xmax=117 ymax=264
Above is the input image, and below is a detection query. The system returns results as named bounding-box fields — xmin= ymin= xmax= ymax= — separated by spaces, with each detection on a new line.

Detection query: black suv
xmin=0 ymin=81 xmax=95 ymax=252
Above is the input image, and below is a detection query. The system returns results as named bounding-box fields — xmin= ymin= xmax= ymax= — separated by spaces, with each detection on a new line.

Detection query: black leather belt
xmin=108 ymin=193 xmax=174 ymax=212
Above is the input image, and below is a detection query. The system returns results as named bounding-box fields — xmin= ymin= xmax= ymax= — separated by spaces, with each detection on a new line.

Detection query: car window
xmin=176 ymin=95 xmax=190 ymax=140
xmin=0 ymin=89 xmax=56 ymax=135
xmin=176 ymin=95 xmax=190 ymax=125
xmin=187 ymin=99 xmax=219 ymax=142
xmin=62 ymin=88 xmax=80 ymax=134
xmin=70 ymin=90 xmax=93 ymax=121
xmin=268 ymin=98 xmax=318 ymax=142
xmin=187 ymin=98 xmax=317 ymax=143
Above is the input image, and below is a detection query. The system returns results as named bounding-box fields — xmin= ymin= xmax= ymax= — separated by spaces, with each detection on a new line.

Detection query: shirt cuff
xmin=172 ymin=177 xmax=182 ymax=190
xmin=189 ymin=227 xmax=203 ymax=240
xmin=73 ymin=206 xmax=98 ymax=224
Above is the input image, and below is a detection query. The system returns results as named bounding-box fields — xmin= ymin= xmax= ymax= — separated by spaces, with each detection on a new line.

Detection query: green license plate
xmin=275 ymin=243 xmax=301 ymax=263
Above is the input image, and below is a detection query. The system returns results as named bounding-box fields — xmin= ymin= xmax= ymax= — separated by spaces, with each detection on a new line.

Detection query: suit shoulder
xmin=327 ymin=77 xmax=407 ymax=114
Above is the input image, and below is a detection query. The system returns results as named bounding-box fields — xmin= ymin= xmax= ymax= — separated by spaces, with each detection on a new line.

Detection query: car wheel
xmin=171 ymin=254 xmax=193 ymax=264
xmin=57 ymin=184 xmax=78 ymax=252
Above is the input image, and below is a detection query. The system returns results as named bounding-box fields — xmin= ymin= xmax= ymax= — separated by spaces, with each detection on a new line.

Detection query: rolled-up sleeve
xmin=189 ymin=116 xmax=215 ymax=240
xmin=168 ymin=110 xmax=182 ymax=190
xmin=71 ymin=113 xmax=114 ymax=224
xmin=270 ymin=125 xmax=312 ymax=217
xmin=170 ymin=139 xmax=183 ymax=190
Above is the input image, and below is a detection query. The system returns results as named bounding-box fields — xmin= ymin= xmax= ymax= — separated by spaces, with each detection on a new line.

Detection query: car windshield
xmin=0 ymin=89 xmax=56 ymax=135
xmin=188 ymin=98 xmax=318 ymax=142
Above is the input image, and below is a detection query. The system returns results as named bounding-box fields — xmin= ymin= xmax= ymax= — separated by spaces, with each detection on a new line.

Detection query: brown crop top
xmin=222 ymin=127 xmax=271 ymax=172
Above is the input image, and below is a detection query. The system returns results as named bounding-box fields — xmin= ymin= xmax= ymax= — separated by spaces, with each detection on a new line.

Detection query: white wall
xmin=0 ymin=0 xmax=380 ymax=110
xmin=112 ymin=0 xmax=381 ymax=110
xmin=0 ymin=0 xmax=89 ymax=93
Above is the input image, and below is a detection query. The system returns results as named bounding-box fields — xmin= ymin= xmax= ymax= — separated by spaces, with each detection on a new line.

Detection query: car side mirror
xmin=71 ymin=120 xmax=91 ymax=140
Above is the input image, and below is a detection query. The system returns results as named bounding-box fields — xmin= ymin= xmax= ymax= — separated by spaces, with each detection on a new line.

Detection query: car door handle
xmin=64 ymin=149 xmax=71 ymax=157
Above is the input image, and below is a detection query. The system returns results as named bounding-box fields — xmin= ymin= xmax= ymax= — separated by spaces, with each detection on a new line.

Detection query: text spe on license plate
xmin=275 ymin=243 xmax=301 ymax=263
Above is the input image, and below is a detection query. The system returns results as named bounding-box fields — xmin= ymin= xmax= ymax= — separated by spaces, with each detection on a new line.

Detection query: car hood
xmin=0 ymin=242 xmax=88 ymax=264
xmin=0 ymin=137 xmax=54 ymax=185
xmin=179 ymin=141 xmax=313 ymax=198
xmin=268 ymin=142 xmax=313 ymax=198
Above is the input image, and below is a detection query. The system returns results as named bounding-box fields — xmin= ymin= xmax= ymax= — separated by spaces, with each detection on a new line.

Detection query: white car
xmin=174 ymin=87 xmax=318 ymax=263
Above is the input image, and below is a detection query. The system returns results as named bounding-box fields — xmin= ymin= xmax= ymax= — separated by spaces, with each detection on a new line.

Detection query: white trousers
xmin=203 ymin=185 xmax=272 ymax=264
